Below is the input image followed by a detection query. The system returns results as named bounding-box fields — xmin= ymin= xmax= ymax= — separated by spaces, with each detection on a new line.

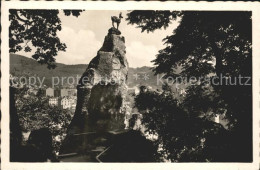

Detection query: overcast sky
xmin=18 ymin=10 xmax=180 ymax=68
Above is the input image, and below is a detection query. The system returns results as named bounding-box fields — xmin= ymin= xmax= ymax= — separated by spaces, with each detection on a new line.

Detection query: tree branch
xmin=14 ymin=10 xmax=31 ymax=24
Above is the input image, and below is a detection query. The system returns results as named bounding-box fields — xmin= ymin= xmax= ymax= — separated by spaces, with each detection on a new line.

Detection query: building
xmin=60 ymin=89 xmax=68 ymax=97
xmin=61 ymin=96 xmax=77 ymax=110
xmin=61 ymin=89 xmax=77 ymax=97
xmin=54 ymin=89 xmax=61 ymax=97
xmin=49 ymin=96 xmax=76 ymax=110
xmin=46 ymin=88 xmax=77 ymax=98
xmin=61 ymin=97 xmax=70 ymax=109
xmin=68 ymin=89 xmax=77 ymax=96
xmin=49 ymin=97 xmax=61 ymax=107
xmin=71 ymin=104 xmax=76 ymax=112
xmin=46 ymin=87 xmax=54 ymax=97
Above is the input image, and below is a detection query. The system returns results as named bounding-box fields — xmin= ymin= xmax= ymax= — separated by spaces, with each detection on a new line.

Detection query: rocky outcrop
xmin=67 ymin=27 xmax=128 ymax=135
xmin=59 ymin=28 xmax=158 ymax=162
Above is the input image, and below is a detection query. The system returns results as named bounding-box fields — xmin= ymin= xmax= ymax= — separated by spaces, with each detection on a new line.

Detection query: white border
xmin=1 ymin=1 xmax=260 ymax=170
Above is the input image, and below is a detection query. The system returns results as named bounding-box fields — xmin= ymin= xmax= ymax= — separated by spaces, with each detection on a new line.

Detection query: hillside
xmin=10 ymin=54 xmax=161 ymax=89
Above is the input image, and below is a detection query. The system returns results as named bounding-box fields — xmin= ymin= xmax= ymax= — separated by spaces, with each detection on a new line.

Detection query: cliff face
xmin=67 ymin=27 xmax=128 ymax=134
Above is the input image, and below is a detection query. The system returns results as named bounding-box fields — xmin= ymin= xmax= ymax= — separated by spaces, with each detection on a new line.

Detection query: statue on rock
xmin=65 ymin=25 xmax=129 ymax=136
xmin=111 ymin=12 xmax=123 ymax=30
xmin=59 ymin=25 xmax=157 ymax=162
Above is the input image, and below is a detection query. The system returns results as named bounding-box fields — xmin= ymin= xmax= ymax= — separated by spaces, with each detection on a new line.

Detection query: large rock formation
xmin=67 ymin=27 xmax=128 ymax=135
xmin=59 ymin=28 xmax=158 ymax=162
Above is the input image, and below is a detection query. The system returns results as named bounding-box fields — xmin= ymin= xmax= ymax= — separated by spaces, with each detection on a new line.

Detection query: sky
xmin=18 ymin=10 xmax=180 ymax=68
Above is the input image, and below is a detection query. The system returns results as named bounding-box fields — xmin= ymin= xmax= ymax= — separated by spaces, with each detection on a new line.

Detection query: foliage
xmin=128 ymin=11 xmax=252 ymax=161
xmin=126 ymin=10 xmax=181 ymax=33
xmin=181 ymin=80 xmax=225 ymax=119
xmin=14 ymin=87 xmax=73 ymax=153
xmin=127 ymin=11 xmax=251 ymax=78
xmin=135 ymin=87 xmax=232 ymax=162
xmin=9 ymin=9 xmax=83 ymax=69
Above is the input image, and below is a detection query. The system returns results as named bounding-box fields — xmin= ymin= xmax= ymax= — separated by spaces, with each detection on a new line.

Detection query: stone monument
xmin=66 ymin=26 xmax=128 ymax=135
xmin=59 ymin=21 xmax=157 ymax=163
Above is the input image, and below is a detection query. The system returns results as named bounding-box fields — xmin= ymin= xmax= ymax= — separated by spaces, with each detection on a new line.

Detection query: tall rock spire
xmin=67 ymin=27 xmax=128 ymax=135
xmin=59 ymin=29 xmax=156 ymax=162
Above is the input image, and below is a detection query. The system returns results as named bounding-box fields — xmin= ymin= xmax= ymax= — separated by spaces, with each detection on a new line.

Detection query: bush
xmin=14 ymin=87 xmax=73 ymax=153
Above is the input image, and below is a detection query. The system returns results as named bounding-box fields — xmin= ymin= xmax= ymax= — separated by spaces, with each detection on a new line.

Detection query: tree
xmin=9 ymin=9 xmax=83 ymax=69
xmin=14 ymin=87 xmax=73 ymax=153
xmin=127 ymin=11 xmax=251 ymax=78
xmin=135 ymin=87 xmax=232 ymax=162
xmin=9 ymin=10 xmax=83 ymax=159
xmin=127 ymin=11 xmax=252 ymax=161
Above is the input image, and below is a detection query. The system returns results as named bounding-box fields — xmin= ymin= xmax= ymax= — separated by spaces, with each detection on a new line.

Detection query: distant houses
xmin=46 ymin=87 xmax=64 ymax=97
xmin=54 ymin=89 xmax=61 ymax=97
xmin=46 ymin=87 xmax=54 ymax=97
xmin=46 ymin=87 xmax=77 ymax=97
xmin=61 ymin=96 xmax=77 ymax=110
xmin=48 ymin=96 xmax=77 ymax=111
xmin=61 ymin=89 xmax=77 ymax=97
xmin=49 ymin=97 xmax=61 ymax=106
xmin=46 ymin=87 xmax=77 ymax=111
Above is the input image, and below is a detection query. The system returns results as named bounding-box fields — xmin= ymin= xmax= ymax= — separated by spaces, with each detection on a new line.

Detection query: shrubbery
xmin=14 ymin=87 xmax=73 ymax=153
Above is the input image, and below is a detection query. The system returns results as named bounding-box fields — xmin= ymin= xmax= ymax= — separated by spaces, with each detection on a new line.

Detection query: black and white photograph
xmin=1 ymin=1 xmax=260 ymax=170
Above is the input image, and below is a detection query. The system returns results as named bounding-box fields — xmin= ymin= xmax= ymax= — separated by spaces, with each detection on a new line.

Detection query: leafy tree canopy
xmin=9 ymin=9 xmax=83 ymax=69
xmin=135 ymin=87 xmax=233 ymax=162
xmin=127 ymin=10 xmax=252 ymax=128
xmin=127 ymin=11 xmax=251 ymax=78
xmin=128 ymin=11 xmax=252 ymax=162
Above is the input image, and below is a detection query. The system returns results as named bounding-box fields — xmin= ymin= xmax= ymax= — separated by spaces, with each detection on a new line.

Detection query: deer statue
xmin=111 ymin=12 xmax=123 ymax=30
